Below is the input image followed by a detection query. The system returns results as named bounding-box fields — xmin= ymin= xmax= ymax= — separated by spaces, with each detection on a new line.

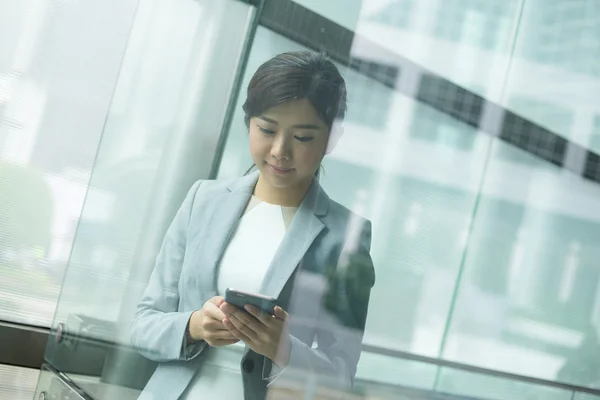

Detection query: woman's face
xmin=249 ymin=98 xmax=329 ymax=190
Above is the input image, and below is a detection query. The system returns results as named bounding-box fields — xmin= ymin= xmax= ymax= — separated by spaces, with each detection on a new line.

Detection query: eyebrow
xmin=258 ymin=115 xmax=322 ymax=130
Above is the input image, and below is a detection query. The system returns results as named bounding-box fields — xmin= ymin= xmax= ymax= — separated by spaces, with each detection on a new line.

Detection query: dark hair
xmin=242 ymin=51 xmax=347 ymax=178
xmin=243 ymin=51 xmax=347 ymax=129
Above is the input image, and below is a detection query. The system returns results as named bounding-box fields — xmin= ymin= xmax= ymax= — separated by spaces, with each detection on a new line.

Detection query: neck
xmin=253 ymin=174 xmax=312 ymax=207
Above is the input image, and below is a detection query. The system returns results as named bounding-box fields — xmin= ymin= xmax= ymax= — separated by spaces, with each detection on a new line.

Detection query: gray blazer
xmin=131 ymin=171 xmax=375 ymax=400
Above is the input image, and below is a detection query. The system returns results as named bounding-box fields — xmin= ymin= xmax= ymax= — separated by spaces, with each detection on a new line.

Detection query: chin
xmin=264 ymin=174 xmax=296 ymax=188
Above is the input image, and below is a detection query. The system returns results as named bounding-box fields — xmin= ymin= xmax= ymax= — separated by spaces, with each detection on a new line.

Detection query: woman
xmin=131 ymin=51 xmax=375 ymax=400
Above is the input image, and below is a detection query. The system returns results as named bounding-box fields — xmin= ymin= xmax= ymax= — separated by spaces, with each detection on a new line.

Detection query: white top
xmin=180 ymin=196 xmax=297 ymax=399
xmin=217 ymin=196 xmax=296 ymax=295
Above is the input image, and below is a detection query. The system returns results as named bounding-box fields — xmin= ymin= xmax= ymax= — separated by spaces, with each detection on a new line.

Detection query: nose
xmin=271 ymin=133 xmax=291 ymax=160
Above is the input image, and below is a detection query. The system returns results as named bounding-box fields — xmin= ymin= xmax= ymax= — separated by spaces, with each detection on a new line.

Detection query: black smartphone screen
xmin=225 ymin=288 xmax=277 ymax=315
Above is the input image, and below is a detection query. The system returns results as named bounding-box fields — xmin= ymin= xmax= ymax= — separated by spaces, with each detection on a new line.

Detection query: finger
xmin=203 ymin=318 xmax=231 ymax=331
xmin=221 ymin=304 xmax=249 ymax=322
xmin=206 ymin=328 xmax=239 ymax=341
xmin=205 ymin=302 xmax=227 ymax=320
xmin=273 ymin=306 xmax=288 ymax=322
xmin=230 ymin=309 xmax=265 ymax=334
xmin=209 ymin=296 xmax=225 ymax=306
xmin=219 ymin=302 xmax=240 ymax=316
xmin=225 ymin=314 xmax=259 ymax=341
xmin=223 ymin=318 xmax=253 ymax=343
xmin=221 ymin=304 xmax=267 ymax=335
xmin=244 ymin=305 xmax=277 ymax=327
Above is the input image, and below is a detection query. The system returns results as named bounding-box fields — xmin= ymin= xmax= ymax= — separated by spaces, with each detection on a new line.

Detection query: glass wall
xmin=0 ymin=0 xmax=139 ymax=327
xmin=0 ymin=0 xmax=594 ymax=399
xmin=31 ymin=0 xmax=255 ymax=398
xmin=217 ymin=1 xmax=600 ymax=398
xmin=220 ymin=23 xmax=492 ymax=365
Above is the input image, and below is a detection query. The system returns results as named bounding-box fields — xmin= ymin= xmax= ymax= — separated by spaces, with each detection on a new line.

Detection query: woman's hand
xmin=189 ymin=296 xmax=239 ymax=347
xmin=220 ymin=303 xmax=291 ymax=368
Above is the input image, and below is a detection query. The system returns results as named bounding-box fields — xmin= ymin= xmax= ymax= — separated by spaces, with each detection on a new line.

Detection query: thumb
xmin=274 ymin=306 xmax=288 ymax=321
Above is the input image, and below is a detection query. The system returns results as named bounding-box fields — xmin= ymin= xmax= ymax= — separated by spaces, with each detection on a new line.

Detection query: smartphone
xmin=225 ymin=288 xmax=277 ymax=315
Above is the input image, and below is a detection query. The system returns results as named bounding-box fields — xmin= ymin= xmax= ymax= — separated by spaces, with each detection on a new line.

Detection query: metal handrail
xmin=3 ymin=321 xmax=600 ymax=397
xmin=362 ymin=343 xmax=600 ymax=397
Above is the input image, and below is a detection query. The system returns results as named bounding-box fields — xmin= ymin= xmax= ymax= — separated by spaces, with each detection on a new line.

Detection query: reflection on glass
xmin=505 ymin=0 xmax=600 ymax=151
xmin=575 ymin=394 xmax=600 ymax=400
xmin=356 ymin=352 xmax=437 ymax=390
xmin=19 ymin=0 xmax=600 ymax=399
xmin=132 ymin=51 xmax=375 ymax=399
xmin=0 ymin=0 xmax=137 ymax=327
xmin=220 ymin=27 xmax=493 ymax=364
xmin=39 ymin=1 xmax=256 ymax=398
xmin=436 ymin=367 xmax=572 ymax=400
xmin=444 ymin=140 xmax=600 ymax=388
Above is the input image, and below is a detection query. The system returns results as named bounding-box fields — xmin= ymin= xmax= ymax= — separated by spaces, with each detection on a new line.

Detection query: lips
xmin=268 ymin=164 xmax=293 ymax=174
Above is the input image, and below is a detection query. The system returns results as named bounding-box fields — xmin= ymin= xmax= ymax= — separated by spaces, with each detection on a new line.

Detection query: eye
xmin=295 ymin=136 xmax=314 ymax=142
xmin=257 ymin=125 xmax=275 ymax=135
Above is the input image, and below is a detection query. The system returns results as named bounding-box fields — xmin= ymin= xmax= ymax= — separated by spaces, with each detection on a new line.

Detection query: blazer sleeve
xmin=266 ymin=219 xmax=376 ymax=387
xmin=131 ymin=180 xmax=207 ymax=362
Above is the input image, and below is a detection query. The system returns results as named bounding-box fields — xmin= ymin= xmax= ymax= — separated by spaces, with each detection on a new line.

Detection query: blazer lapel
xmin=196 ymin=172 xmax=257 ymax=296
xmin=260 ymin=179 xmax=329 ymax=299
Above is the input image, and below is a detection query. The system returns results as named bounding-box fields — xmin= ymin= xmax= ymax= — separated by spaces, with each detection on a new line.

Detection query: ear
xmin=325 ymin=122 xmax=344 ymax=155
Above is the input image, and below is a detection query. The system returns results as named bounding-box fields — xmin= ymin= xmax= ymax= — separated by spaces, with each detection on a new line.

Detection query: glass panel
xmin=504 ymin=0 xmax=600 ymax=152
xmin=218 ymin=26 xmax=493 ymax=358
xmin=217 ymin=28 xmax=308 ymax=179
xmin=356 ymin=352 xmax=437 ymax=390
xmin=290 ymin=0 xmax=524 ymax=101
xmin=437 ymin=0 xmax=600 ymax=392
xmin=41 ymin=0 xmax=253 ymax=398
xmin=292 ymin=0 xmax=364 ymax=31
xmin=0 ymin=0 xmax=138 ymax=327
xmin=436 ymin=367 xmax=572 ymax=400
xmin=443 ymin=140 xmax=600 ymax=389
xmin=30 ymin=0 xmax=600 ymax=399
xmin=355 ymin=0 xmax=522 ymax=101
xmin=48 ymin=0 xmax=229 ymax=333
xmin=575 ymin=394 xmax=600 ymax=400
